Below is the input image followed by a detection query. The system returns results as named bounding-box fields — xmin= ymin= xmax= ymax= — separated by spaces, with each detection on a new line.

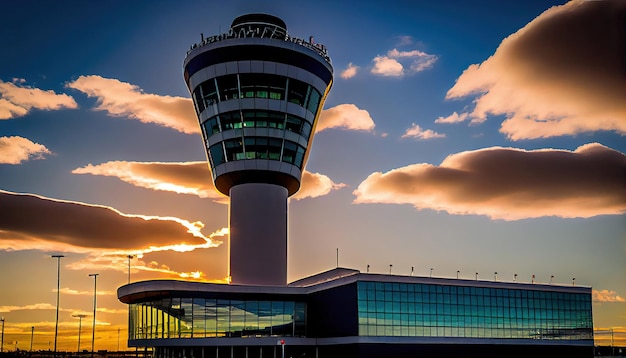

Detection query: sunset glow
xmin=0 ymin=0 xmax=624 ymax=352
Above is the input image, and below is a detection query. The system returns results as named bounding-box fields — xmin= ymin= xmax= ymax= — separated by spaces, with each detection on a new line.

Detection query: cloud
xmin=435 ymin=111 xmax=469 ymax=124
xmin=0 ymin=136 xmax=52 ymax=164
xmin=0 ymin=79 xmax=77 ymax=119
xmin=371 ymin=56 xmax=404 ymax=77
xmin=353 ymin=143 xmax=626 ymax=220
xmin=292 ymin=171 xmax=347 ymax=200
xmin=0 ymin=303 xmax=124 ymax=316
xmin=371 ymin=48 xmax=437 ymax=77
xmin=64 ymin=228 xmax=228 ymax=282
xmin=317 ymin=104 xmax=375 ymax=132
xmin=593 ymin=289 xmax=626 ymax=303
xmin=73 ymin=160 xmax=224 ymax=201
xmin=340 ymin=63 xmax=359 ymax=79
xmin=0 ymin=190 xmax=219 ymax=252
xmin=73 ymin=160 xmax=343 ymax=202
xmin=446 ymin=0 xmax=626 ymax=140
xmin=0 ymin=303 xmax=57 ymax=313
xmin=401 ymin=123 xmax=446 ymax=140
xmin=395 ymin=35 xmax=414 ymax=46
xmin=67 ymin=75 xmax=199 ymax=134
xmin=58 ymin=287 xmax=116 ymax=296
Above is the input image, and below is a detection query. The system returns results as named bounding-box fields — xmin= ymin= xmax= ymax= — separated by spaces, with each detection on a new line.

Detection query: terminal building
xmin=117 ymin=14 xmax=594 ymax=358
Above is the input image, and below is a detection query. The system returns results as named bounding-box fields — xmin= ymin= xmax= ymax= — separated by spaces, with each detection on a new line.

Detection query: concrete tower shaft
xmin=183 ymin=14 xmax=333 ymax=286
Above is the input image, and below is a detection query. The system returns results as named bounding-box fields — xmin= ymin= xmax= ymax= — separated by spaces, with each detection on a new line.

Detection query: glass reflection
xmin=356 ymin=281 xmax=592 ymax=341
xmin=130 ymin=299 xmax=306 ymax=339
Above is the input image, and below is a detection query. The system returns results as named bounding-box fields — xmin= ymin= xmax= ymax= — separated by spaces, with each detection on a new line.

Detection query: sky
xmin=0 ymin=0 xmax=624 ymax=351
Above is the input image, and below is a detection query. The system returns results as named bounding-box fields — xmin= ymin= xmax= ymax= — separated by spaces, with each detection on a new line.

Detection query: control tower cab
xmin=183 ymin=14 xmax=333 ymax=286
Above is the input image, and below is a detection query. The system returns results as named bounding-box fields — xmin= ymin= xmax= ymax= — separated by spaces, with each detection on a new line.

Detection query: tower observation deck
xmin=183 ymin=14 xmax=333 ymax=286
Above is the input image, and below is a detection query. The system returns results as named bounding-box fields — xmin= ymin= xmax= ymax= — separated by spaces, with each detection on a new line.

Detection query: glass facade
xmin=129 ymin=298 xmax=306 ymax=339
xmin=357 ymin=281 xmax=593 ymax=341
xmin=192 ymin=74 xmax=322 ymax=116
xmin=201 ymin=108 xmax=311 ymax=169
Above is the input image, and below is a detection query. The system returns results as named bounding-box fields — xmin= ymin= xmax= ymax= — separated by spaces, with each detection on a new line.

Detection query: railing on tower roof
xmin=187 ymin=26 xmax=331 ymax=65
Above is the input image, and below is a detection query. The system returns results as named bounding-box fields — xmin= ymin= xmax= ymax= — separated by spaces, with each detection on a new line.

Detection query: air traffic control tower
xmin=183 ymin=14 xmax=333 ymax=286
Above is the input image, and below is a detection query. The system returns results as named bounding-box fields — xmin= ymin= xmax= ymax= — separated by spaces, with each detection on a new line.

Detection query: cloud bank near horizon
xmin=353 ymin=143 xmax=625 ymax=220
xmin=445 ymin=0 xmax=626 ymax=140
xmin=0 ymin=190 xmax=220 ymax=252
xmin=0 ymin=190 xmax=228 ymax=280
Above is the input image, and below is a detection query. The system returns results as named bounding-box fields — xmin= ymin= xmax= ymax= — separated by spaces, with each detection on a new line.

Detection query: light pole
xmin=475 ymin=272 xmax=478 ymax=281
xmin=30 ymin=326 xmax=34 ymax=353
xmin=89 ymin=273 xmax=99 ymax=358
xmin=51 ymin=254 xmax=64 ymax=358
xmin=430 ymin=268 xmax=433 ymax=278
xmin=457 ymin=270 xmax=460 ymax=279
xmin=74 ymin=314 xmax=87 ymax=353
xmin=1 ymin=316 xmax=5 ymax=353
xmin=494 ymin=272 xmax=498 ymax=281
xmin=127 ymin=255 xmax=134 ymax=284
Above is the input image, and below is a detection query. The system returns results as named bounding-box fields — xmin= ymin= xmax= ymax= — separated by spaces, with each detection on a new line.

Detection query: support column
xmin=229 ymin=183 xmax=288 ymax=286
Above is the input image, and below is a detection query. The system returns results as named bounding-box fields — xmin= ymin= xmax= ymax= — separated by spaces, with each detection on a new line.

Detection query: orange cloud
xmin=340 ymin=63 xmax=359 ymax=79
xmin=292 ymin=171 xmax=347 ymax=200
xmin=353 ymin=143 xmax=626 ymax=220
xmin=593 ymin=289 xmax=626 ymax=303
xmin=435 ymin=111 xmax=469 ymax=124
xmin=317 ymin=104 xmax=375 ymax=132
xmin=0 ymin=136 xmax=52 ymax=164
xmin=446 ymin=1 xmax=626 ymax=140
xmin=0 ymin=79 xmax=77 ymax=119
xmin=73 ymin=160 xmax=224 ymax=200
xmin=401 ymin=123 xmax=446 ymax=140
xmin=0 ymin=303 xmax=57 ymax=313
xmin=73 ymin=161 xmax=344 ymax=201
xmin=0 ymin=190 xmax=219 ymax=252
xmin=66 ymin=75 xmax=199 ymax=134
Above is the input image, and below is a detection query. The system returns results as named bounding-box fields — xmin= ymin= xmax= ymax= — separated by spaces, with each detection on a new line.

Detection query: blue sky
xmin=0 ymin=0 xmax=624 ymax=350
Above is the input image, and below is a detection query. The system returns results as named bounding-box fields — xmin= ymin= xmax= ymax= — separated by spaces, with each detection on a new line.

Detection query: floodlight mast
xmin=184 ymin=14 xmax=333 ymax=286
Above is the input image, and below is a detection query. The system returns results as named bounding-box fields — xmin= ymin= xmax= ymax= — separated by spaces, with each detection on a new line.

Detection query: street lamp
xmin=494 ymin=272 xmax=498 ymax=281
xmin=30 ymin=326 xmax=34 ymax=353
xmin=475 ymin=272 xmax=478 ymax=281
xmin=89 ymin=273 xmax=99 ymax=357
xmin=73 ymin=314 xmax=87 ymax=353
xmin=456 ymin=270 xmax=460 ymax=279
xmin=51 ymin=254 xmax=64 ymax=358
xmin=1 ymin=316 xmax=5 ymax=353
xmin=429 ymin=268 xmax=433 ymax=278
